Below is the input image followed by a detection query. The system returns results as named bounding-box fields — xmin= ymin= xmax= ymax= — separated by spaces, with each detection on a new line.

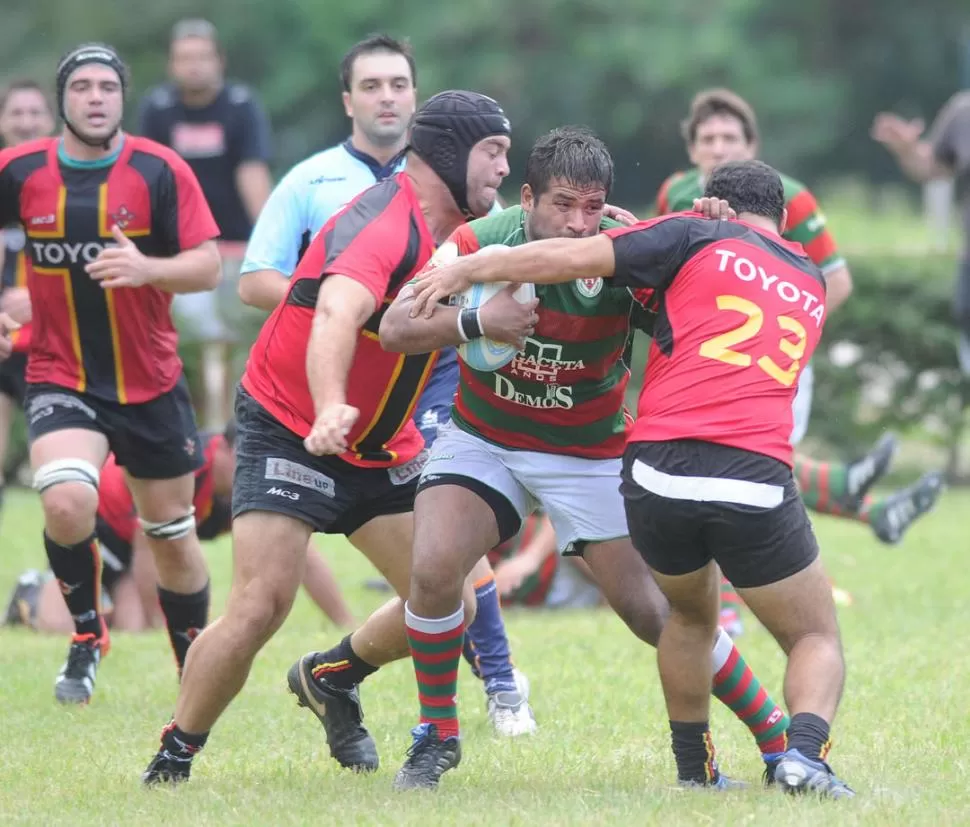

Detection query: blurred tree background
xmin=2 ymin=0 xmax=968 ymax=207
xmin=2 ymin=0 xmax=969 ymax=479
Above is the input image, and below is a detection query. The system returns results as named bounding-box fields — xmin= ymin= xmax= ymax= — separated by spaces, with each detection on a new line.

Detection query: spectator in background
xmin=137 ymin=18 xmax=273 ymax=240
xmin=872 ymin=92 xmax=970 ymax=373
xmin=138 ymin=19 xmax=274 ymax=429
xmin=0 ymin=80 xmax=55 ymax=516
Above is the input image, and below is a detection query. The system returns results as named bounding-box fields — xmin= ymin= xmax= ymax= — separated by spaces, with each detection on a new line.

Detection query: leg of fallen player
xmin=141 ymin=511 xmax=310 ymax=784
xmin=31 ymin=428 xmax=111 ymax=704
xmin=127 ymin=474 xmax=210 ymax=675
xmin=647 ymin=561 xmax=744 ymax=790
xmin=584 ymin=539 xmax=789 ymax=761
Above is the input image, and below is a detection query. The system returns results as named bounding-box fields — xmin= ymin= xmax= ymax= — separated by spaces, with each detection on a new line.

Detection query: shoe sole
xmin=55 ymin=686 xmax=92 ymax=705
xmin=286 ymin=657 xmax=378 ymax=772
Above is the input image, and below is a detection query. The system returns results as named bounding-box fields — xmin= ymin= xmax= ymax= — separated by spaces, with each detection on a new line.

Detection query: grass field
xmin=1 ymin=485 xmax=968 ymax=826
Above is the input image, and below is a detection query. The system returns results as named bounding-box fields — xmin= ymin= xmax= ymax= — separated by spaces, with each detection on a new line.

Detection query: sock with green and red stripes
xmin=855 ymin=494 xmax=878 ymax=525
xmin=711 ymin=628 xmax=788 ymax=755
xmin=794 ymin=455 xmax=849 ymax=514
xmin=719 ymin=576 xmax=744 ymax=632
xmin=405 ymin=602 xmax=464 ymax=739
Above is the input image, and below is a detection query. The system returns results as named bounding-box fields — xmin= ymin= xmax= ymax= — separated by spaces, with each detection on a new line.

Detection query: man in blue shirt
xmin=238 ymin=34 xmax=534 ymax=737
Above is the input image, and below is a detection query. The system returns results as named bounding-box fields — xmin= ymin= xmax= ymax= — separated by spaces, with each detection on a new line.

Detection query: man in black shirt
xmin=136 ymin=19 xmax=273 ymax=241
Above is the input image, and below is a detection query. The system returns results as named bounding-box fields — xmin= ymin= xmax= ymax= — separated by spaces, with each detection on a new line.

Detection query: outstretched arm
xmin=410 ymin=235 xmax=616 ymax=318
xmin=380 ymin=282 xmax=538 ymax=354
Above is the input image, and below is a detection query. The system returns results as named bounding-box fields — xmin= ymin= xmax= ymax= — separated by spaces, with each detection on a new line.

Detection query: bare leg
xmin=737 ymin=558 xmax=844 ymax=723
xmin=127 ymin=474 xmax=211 ymax=672
xmin=174 ymin=511 xmax=310 ymax=732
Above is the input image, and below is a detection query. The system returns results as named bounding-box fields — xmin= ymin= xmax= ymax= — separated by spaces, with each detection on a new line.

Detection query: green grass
xmin=1 ymin=486 xmax=968 ymax=825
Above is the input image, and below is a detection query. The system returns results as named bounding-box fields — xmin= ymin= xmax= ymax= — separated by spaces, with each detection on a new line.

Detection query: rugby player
xmin=140 ymin=90 xmax=525 ymax=785
xmin=658 ymin=89 xmax=944 ymax=631
xmin=411 ymin=159 xmax=854 ymax=798
xmin=311 ymin=128 xmax=791 ymax=790
xmin=238 ymin=34 xmax=531 ymax=730
xmin=0 ymin=44 xmax=222 ymax=704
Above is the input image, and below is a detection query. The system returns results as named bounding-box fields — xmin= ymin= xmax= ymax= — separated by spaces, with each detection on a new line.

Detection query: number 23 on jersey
xmin=699 ymin=294 xmax=810 ymax=387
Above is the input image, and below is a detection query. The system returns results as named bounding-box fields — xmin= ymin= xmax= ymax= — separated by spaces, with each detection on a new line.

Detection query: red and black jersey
xmin=1 ymin=222 xmax=31 ymax=352
xmin=0 ymin=135 xmax=220 ymax=404
xmin=605 ymin=212 xmax=827 ymax=467
xmin=242 ymin=173 xmax=438 ymax=468
xmin=97 ymin=432 xmax=231 ymax=545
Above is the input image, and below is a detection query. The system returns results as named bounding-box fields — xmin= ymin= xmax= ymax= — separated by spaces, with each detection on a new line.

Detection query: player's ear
xmin=521 ymin=183 xmax=534 ymax=212
xmin=778 ymin=207 xmax=788 ymax=235
xmin=342 ymin=90 xmax=353 ymax=119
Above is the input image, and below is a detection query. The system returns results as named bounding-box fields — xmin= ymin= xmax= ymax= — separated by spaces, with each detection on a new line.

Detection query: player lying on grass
xmin=4 ymin=421 xmax=355 ymax=643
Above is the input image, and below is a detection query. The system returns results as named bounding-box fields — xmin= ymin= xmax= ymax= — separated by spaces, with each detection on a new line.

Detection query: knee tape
xmin=139 ymin=507 xmax=196 ymax=541
xmin=32 ymin=458 xmax=100 ymax=494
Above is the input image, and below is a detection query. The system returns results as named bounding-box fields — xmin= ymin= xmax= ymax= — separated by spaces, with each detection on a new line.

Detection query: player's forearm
xmin=890 ymin=142 xmax=951 ymax=182
xmin=306 ymin=308 xmax=359 ymax=412
xmin=380 ymin=290 xmax=462 ymax=353
xmin=465 ymin=236 xmax=614 ymax=285
xmin=236 ymin=161 xmax=273 ymax=223
xmin=146 ymin=242 xmax=222 ymax=293
xmin=518 ymin=516 xmax=558 ymax=566
xmin=824 ymin=265 xmax=853 ymax=312
xmin=238 ymin=269 xmax=290 ymax=311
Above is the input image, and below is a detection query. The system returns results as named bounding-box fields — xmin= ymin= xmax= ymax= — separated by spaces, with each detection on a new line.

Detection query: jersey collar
xmin=342 ymin=138 xmax=404 ymax=182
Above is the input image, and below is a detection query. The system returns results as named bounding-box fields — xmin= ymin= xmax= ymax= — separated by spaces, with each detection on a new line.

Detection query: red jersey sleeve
xmin=314 ymin=189 xmax=413 ymax=308
xmin=605 ymin=213 xmax=695 ymax=290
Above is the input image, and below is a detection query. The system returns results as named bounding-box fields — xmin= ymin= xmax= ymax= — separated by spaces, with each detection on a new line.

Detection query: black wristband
xmin=459 ymin=307 xmax=484 ymax=340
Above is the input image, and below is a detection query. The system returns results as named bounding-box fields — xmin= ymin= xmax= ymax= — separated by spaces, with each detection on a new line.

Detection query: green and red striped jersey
xmin=448 ymin=206 xmax=636 ymax=458
xmin=655 ymin=167 xmax=845 ymax=274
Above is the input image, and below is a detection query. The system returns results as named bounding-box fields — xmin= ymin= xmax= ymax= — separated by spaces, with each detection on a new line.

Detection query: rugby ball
xmin=454 ymin=246 xmax=535 ymax=372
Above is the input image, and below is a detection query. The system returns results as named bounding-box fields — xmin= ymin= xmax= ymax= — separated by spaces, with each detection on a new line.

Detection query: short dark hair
xmin=340 ymin=34 xmax=416 ymax=93
xmin=0 ymin=79 xmax=52 ymax=117
xmin=171 ymin=18 xmax=221 ymax=50
xmin=704 ymin=160 xmax=785 ymax=225
xmin=682 ymin=88 xmax=758 ymax=145
xmin=524 ymin=126 xmax=614 ymax=199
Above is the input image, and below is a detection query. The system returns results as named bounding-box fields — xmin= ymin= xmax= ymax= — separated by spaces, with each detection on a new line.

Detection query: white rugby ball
xmin=454 ymin=246 xmax=535 ymax=372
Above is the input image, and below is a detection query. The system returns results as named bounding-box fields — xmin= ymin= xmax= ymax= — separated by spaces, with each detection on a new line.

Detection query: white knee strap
xmin=139 ymin=507 xmax=196 ymax=540
xmin=32 ymin=459 xmax=100 ymax=493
